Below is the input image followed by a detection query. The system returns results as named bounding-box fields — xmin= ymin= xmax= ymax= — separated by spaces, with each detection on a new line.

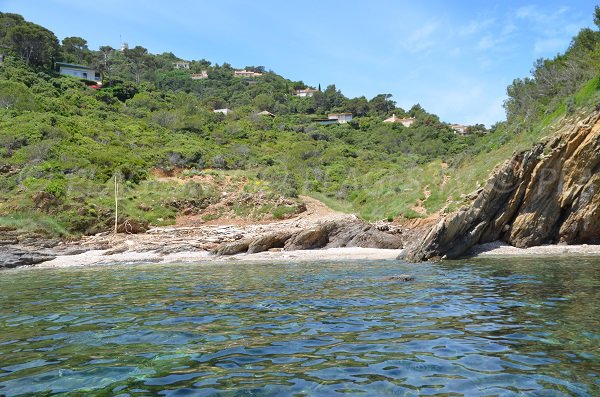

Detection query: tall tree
xmin=98 ymin=45 xmax=114 ymax=82
xmin=369 ymin=94 xmax=396 ymax=116
xmin=123 ymin=45 xmax=149 ymax=83
xmin=6 ymin=22 xmax=59 ymax=68
xmin=62 ymin=36 xmax=89 ymax=64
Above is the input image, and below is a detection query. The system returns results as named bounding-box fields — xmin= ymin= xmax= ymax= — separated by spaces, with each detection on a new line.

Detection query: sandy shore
xmin=36 ymin=247 xmax=405 ymax=268
xmin=466 ymin=241 xmax=600 ymax=257
xmin=34 ymin=241 xmax=600 ymax=269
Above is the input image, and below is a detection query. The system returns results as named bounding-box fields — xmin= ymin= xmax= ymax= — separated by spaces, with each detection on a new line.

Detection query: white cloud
xmin=457 ymin=17 xmax=496 ymax=37
xmin=516 ymin=5 xmax=537 ymax=19
xmin=478 ymin=35 xmax=496 ymax=50
xmin=406 ymin=20 xmax=439 ymax=52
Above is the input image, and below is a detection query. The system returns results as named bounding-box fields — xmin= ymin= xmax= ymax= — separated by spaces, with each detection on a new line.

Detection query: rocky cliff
xmin=405 ymin=111 xmax=600 ymax=261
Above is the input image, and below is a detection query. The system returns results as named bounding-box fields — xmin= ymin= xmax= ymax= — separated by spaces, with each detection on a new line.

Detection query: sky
xmin=1 ymin=0 xmax=597 ymax=126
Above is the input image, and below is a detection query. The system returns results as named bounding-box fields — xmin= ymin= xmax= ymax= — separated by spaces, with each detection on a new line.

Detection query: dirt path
xmin=298 ymin=195 xmax=341 ymax=218
xmin=175 ymin=194 xmax=342 ymax=228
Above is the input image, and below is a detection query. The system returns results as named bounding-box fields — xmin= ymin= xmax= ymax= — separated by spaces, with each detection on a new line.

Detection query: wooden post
xmin=114 ymin=175 xmax=118 ymax=234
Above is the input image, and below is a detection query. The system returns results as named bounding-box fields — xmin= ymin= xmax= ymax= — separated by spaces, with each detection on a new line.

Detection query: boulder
xmin=32 ymin=191 xmax=61 ymax=212
xmin=284 ymin=219 xmax=403 ymax=251
xmin=0 ymin=247 xmax=55 ymax=269
xmin=213 ymin=238 xmax=252 ymax=256
xmin=248 ymin=231 xmax=293 ymax=253
xmin=212 ymin=219 xmax=403 ymax=256
xmin=385 ymin=274 xmax=414 ymax=282
xmin=116 ymin=219 xmax=149 ymax=234
xmin=284 ymin=224 xmax=331 ymax=251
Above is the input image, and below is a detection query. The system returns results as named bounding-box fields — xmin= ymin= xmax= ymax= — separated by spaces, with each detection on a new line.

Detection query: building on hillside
xmin=214 ymin=108 xmax=232 ymax=115
xmin=255 ymin=110 xmax=275 ymax=117
xmin=191 ymin=70 xmax=208 ymax=79
xmin=328 ymin=113 xmax=353 ymax=123
xmin=294 ymin=88 xmax=319 ymax=97
xmin=234 ymin=70 xmax=263 ymax=78
xmin=120 ymin=42 xmax=129 ymax=51
xmin=399 ymin=117 xmax=416 ymax=127
xmin=383 ymin=115 xmax=416 ymax=127
xmin=0 ymin=54 xmax=4 ymax=64
xmin=451 ymin=124 xmax=469 ymax=135
xmin=56 ymin=62 xmax=101 ymax=83
xmin=174 ymin=61 xmax=190 ymax=69
xmin=382 ymin=114 xmax=402 ymax=123
xmin=315 ymin=118 xmax=338 ymax=125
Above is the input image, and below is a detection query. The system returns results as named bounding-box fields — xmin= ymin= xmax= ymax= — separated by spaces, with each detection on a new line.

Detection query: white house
xmin=174 ymin=61 xmax=190 ymax=69
xmin=294 ymin=88 xmax=318 ymax=97
xmin=191 ymin=70 xmax=208 ymax=79
xmin=56 ymin=62 xmax=101 ymax=83
xmin=234 ymin=70 xmax=262 ymax=78
xmin=383 ymin=114 xmax=401 ymax=123
xmin=328 ymin=113 xmax=353 ymax=123
xmin=451 ymin=124 xmax=469 ymax=135
xmin=384 ymin=115 xmax=416 ymax=127
xmin=214 ymin=108 xmax=232 ymax=115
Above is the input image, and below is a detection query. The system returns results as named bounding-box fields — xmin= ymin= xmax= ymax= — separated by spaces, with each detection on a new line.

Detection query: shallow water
xmin=0 ymin=257 xmax=598 ymax=396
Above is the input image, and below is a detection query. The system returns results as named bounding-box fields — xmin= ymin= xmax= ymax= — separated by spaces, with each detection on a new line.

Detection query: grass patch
xmin=0 ymin=212 xmax=71 ymax=237
xmin=272 ymin=205 xmax=298 ymax=219
xmin=306 ymin=192 xmax=353 ymax=213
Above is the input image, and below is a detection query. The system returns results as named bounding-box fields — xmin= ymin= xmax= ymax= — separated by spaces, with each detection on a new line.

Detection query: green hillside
xmin=1 ymin=9 xmax=599 ymax=236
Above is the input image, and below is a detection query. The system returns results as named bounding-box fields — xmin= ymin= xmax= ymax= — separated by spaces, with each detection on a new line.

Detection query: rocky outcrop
xmin=215 ymin=219 xmax=403 ymax=255
xmin=405 ymin=111 xmax=600 ymax=261
xmin=213 ymin=239 xmax=252 ymax=256
xmin=1 ymin=247 xmax=56 ymax=269
xmin=248 ymin=231 xmax=293 ymax=253
xmin=0 ymin=226 xmax=61 ymax=269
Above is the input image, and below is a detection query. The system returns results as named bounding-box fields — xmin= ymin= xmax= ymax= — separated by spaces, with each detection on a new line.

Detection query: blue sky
xmin=1 ymin=0 xmax=597 ymax=125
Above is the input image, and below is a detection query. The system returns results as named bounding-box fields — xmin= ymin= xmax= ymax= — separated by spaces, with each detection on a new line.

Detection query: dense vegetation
xmin=1 ymin=9 xmax=599 ymax=236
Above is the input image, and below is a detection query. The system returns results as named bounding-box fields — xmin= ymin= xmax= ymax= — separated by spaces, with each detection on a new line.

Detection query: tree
xmin=98 ymin=45 xmax=114 ymax=81
xmin=254 ymin=93 xmax=275 ymax=111
xmin=123 ymin=45 xmax=149 ymax=83
xmin=314 ymin=84 xmax=344 ymax=113
xmin=62 ymin=36 xmax=89 ymax=64
xmin=0 ymin=81 xmax=36 ymax=110
xmin=6 ymin=22 xmax=59 ymax=68
xmin=343 ymin=96 xmax=369 ymax=117
xmin=368 ymin=94 xmax=396 ymax=116
xmin=0 ymin=13 xmax=25 ymax=45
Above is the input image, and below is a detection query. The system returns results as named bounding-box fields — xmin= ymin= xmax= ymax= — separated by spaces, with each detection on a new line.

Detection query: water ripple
xmin=0 ymin=258 xmax=598 ymax=396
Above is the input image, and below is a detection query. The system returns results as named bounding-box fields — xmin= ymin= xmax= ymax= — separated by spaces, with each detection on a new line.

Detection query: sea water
xmin=0 ymin=257 xmax=598 ymax=396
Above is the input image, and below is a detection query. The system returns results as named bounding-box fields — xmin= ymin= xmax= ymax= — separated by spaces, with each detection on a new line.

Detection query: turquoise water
xmin=0 ymin=257 xmax=599 ymax=396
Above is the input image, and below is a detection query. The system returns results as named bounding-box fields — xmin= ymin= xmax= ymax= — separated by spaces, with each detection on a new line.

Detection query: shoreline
xmin=35 ymin=247 xmax=405 ymax=269
xmin=25 ymin=241 xmax=600 ymax=270
xmin=464 ymin=241 xmax=600 ymax=258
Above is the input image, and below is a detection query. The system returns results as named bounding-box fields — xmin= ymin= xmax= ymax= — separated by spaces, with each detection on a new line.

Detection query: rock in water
xmin=405 ymin=111 xmax=600 ymax=261
xmin=385 ymin=274 xmax=414 ymax=281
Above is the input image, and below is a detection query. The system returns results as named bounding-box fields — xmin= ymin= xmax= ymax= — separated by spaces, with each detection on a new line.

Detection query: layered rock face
xmin=405 ymin=111 xmax=600 ymax=261
xmin=214 ymin=219 xmax=403 ymax=256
